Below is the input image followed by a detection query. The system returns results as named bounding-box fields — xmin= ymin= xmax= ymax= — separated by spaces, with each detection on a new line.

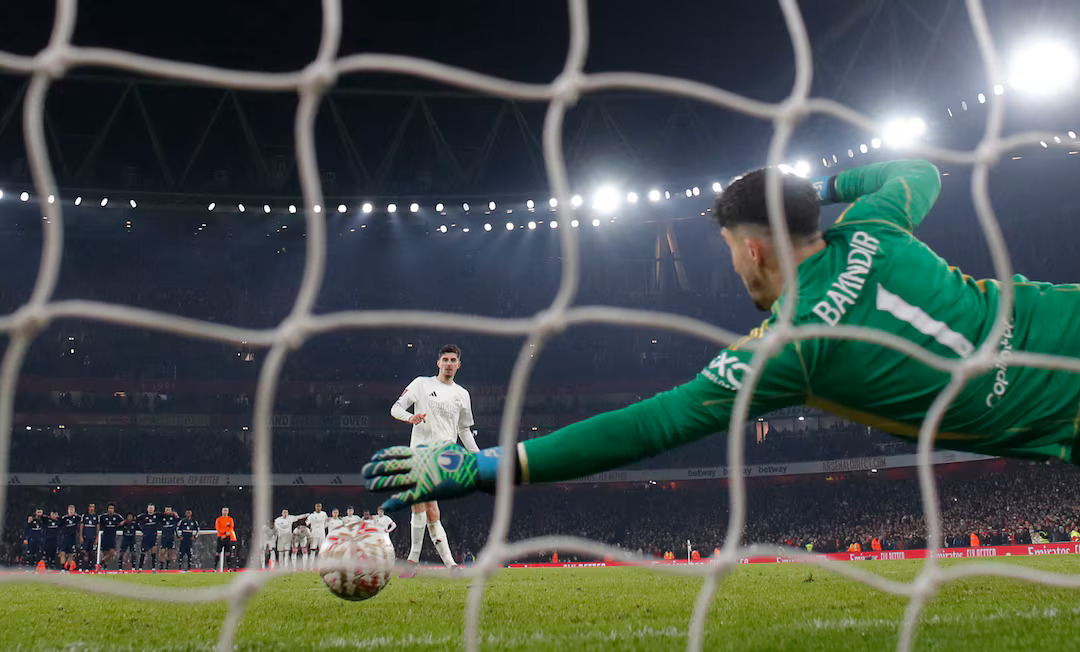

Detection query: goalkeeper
xmin=364 ymin=159 xmax=1080 ymax=507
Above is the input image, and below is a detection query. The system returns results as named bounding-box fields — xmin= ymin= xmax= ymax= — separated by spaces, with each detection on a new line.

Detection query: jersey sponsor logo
xmin=812 ymin=231 xmax=880 ymax=326
xmin=985 ymin=320 xmax=1015 ymax=408
xmin=704 ymin=351 xmax=752 ymax=391
xmin=437 ymin=450 xmax=465 ymax=473
xmin=292 ymin=475 xmax=304 ymax=485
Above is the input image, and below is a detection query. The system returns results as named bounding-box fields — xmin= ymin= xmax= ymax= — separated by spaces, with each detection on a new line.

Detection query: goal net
xmin=1 ymin=1 xmax=1078 ymax=651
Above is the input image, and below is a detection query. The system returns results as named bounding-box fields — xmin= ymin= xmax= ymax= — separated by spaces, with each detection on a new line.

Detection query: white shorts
xmin=310 ymin=535 xmax=325 ymax=550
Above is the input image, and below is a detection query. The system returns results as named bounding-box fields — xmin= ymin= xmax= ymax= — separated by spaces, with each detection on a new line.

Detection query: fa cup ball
xmin=318 ymin=521 xmax=395 ymax=600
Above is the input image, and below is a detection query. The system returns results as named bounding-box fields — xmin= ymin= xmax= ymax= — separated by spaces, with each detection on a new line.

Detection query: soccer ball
xmin=318 ymin=520 xmax=395 ymax=601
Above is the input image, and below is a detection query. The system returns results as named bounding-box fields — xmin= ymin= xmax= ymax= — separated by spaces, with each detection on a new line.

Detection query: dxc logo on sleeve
xmin=703 ymin=351 xmax=752 ymax=391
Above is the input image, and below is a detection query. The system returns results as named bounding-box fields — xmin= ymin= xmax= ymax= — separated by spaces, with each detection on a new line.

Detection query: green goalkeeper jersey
xmin=518 ymin=160 xmax=1080 ymax=485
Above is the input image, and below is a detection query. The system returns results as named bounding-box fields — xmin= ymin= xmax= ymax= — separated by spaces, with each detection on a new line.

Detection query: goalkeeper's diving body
xmin=363 ymin=159 xmax=1080 ymax=509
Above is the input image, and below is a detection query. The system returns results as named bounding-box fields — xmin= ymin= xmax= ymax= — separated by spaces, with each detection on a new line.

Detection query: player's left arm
xmin=365 ymin=341 xmax=809 ymax=509
xmin=456 ymin=390 xmax=480 ymax=453
xmin=821 ymin=159 xmax=941 ymax=233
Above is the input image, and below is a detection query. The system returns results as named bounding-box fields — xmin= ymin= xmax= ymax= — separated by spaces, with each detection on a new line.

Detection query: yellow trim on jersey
xmin=829 ymin=217 xmax=913 ymax=235
xmin=899 ymin=177 xmax=913 ymax=225
xmin=730 ymin=318 xmax=770 ymax=352
xmin=806 ymin=395 xmax=982 ymax=442
xmin=793 ymin=341 xmax=814 ymax=393
xmin=832 ymin=201 xmax=857 ymax=226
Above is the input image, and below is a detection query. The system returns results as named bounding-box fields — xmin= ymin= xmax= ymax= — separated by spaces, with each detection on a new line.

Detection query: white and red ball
xmin=318 ymin=520 xmax=395 ymax=601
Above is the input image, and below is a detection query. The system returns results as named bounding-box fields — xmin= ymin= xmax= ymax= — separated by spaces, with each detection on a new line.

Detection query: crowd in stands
xmin=432 ymin=461 xmax=1080 ymax=562
xmin=9 ymin=420 xmax=915 ymax=474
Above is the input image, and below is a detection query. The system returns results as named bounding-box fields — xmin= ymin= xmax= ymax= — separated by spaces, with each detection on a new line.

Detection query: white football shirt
xmin=292 ymin=524 xmax=310 ymax=548
xmin=373 ymin=514 xmax=397 ymax=534
xmin=262 ymin=525 xmax=276 ymax=550
xmin=391 ymin=376 xmax=477 ymax=450
xmin=326 ymin=517 xmax=343 ymax=533
xmin=273 ymin=515 xmax=300 ymax=544
xmin=307 ymin=510 xmax=328 ymax=538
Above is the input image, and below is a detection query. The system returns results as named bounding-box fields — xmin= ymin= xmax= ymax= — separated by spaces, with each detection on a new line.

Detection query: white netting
xmin=0 ymin=0 xmax=1078 ymax=650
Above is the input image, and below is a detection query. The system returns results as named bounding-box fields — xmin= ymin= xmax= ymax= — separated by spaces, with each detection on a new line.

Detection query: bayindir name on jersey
xmin=812 ymin=231 xmax=881 ymax=326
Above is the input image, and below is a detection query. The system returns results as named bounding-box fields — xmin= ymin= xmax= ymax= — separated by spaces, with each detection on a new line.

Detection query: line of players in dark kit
xmin=21 ymin=502 xmax=202 ymax=571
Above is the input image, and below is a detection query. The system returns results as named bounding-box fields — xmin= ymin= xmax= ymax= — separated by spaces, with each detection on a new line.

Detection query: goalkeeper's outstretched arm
xmin=363 ymin=343 xmax=808 ymax=510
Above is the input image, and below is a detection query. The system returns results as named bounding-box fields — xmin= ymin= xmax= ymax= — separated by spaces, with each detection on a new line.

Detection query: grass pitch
xmin=2 ymin=557 xmax=1080 ymax=651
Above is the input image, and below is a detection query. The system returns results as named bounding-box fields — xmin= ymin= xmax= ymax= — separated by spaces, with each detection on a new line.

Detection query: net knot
xmin=534 ymin=307 xmax=568 ymax=338
xmin=33 ymin=47 xmax=70 ymax=79
xmin=775 ymin=97 xmax=808 ymax=128
xmin=276 ymin=316 xmax=309 ymax=351
xmin=551 ymin=72 xmax=583 ymax=106
xmin=912 ymin=573 xmax=936 ymax=599
xmin=300 ymin=61 xmax=338 ymax=92
xmin=11 ymin=303 xmax=51 ymax=338
xmin=974 ymin=139 xmax=1002 ymax=167
xmin=234 ymin=571 xmax=264 ymax=602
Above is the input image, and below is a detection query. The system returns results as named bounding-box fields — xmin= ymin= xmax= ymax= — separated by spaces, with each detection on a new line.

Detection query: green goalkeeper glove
xmin=362 ymin=443 xmax=502 ymax=511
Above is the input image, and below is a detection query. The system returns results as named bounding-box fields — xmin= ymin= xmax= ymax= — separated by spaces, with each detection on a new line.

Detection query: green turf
xmin=2 ymin=557 xmax=1080 ymax=651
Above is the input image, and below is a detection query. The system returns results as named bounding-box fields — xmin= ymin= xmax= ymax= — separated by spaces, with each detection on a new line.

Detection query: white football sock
xmin=428 ymin=520 xmax=456 ymax=567
xmin=408 ymin=512 xmax=426 ymax=563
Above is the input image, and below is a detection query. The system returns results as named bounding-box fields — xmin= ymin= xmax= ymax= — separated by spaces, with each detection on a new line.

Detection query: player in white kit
xmin=373 ymin=507 xmax=397 ymax=537
xmin=306 ymin=503 xmax=328 ymax=562
xmin=273 ymin=509 xmax=302 ymax=569
xmin=390 ymin=344 xmax=479 ymax=577
xmin=292 ymin=519 xmax=312 ymax=570
xmin=326 ymin=508 xmax=343 ymax=534
xmin=341 ymin=506 xmax=361 ymax=527
xmin=261 ymin=523 xmax=276 ymax=569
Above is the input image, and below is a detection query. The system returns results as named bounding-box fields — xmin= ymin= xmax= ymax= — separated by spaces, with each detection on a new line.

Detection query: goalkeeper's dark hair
xmin=439 ymin=344 xmax=462 ymax=359
xmin=713 ymin=168 xmax=821 ymax=241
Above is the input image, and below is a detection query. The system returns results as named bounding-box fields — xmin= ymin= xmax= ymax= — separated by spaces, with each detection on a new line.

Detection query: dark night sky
xmin=9 ymin=1 xmax=1076 ymax=99
xmin=1 ymin=1 xmax=1078 ymax=195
